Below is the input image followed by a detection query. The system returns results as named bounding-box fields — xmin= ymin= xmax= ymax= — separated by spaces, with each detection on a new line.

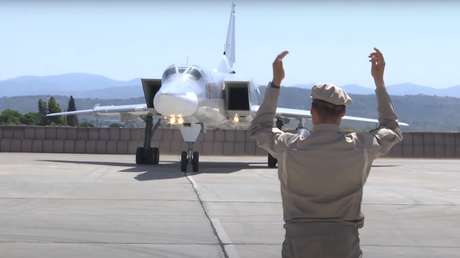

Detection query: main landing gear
xmin=136 ymin=147 xmax=160 ymax=165
xmin=267 ymin=117 xmax=284 ymax=168
xmin=136 ymin=115 xmax=161 ymax=165
xmin=179 ymin=124 xmax=202 ymax=173
xmin=268 ymin=153 xmax=277 ymax=168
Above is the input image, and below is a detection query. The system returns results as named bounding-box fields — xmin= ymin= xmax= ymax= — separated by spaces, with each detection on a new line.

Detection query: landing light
xmin=177 ymin=115 xmax=184 ymax=125
xmin=168 ymin=114 xmax=185 ymax=125
xmin=233 ymin=113 xmax=240 ymax=123
xmin=169 ymin=115 xmax=176 ymax=125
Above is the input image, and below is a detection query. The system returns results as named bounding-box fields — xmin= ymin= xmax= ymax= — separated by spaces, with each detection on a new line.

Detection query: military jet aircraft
xmin=48 ymin=3 xmax=408 ymax=172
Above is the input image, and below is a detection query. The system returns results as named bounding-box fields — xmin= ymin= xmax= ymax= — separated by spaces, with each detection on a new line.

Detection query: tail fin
xmin=223 ymin=3 xmax=236 ymax=70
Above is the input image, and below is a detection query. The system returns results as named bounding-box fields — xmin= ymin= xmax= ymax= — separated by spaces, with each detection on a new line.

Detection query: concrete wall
xmin=385 ymin=132 xmax=460 ymax=159
xmin=0 ymin=126 xmax=262 ymax=156
xmin=0 ymin=126 xmax=459 ymax=158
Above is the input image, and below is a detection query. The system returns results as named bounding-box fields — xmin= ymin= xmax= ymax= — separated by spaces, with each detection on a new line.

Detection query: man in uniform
xmin=249 ymin=48 xmax=403 ymax=258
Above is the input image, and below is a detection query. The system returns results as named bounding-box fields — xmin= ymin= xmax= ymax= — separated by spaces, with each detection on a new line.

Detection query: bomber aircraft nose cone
xmin=154 ymin=92 xmax=198 ymax=117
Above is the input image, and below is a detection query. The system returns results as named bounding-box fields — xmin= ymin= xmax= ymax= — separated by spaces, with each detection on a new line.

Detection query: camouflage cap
xmin=311 ymin=83 xmax=352 ymax=106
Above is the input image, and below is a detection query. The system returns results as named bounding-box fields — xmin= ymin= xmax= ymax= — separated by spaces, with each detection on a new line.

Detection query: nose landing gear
xmin=180 ymin=146 xmax=200 ymax=173
xmin=179 ymin=123 xmax=202 ymax=173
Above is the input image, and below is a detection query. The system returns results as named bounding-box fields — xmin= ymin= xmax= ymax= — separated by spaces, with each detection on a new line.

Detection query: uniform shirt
xmin=249 ymin=84 xmax=403 ymax=227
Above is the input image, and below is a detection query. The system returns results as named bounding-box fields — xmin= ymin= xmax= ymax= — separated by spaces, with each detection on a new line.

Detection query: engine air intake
xmin=224 ymin=81 xmax=250 ymax=111
xmin=141 ymin=79 xmax=162 ymax=109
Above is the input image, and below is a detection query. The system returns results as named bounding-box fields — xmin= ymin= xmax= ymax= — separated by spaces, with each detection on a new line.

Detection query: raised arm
xmin=248 ymin=51 xmax=298 ymax=158
xmin=364 ymin=48 xmax=403 ymax=157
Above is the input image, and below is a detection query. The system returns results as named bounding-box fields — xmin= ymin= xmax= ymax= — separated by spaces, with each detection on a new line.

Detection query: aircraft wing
xmin=47 ymin=104 xmax=150 ymax=117
xmin=251 ymin=105 xmax=409 ymax=127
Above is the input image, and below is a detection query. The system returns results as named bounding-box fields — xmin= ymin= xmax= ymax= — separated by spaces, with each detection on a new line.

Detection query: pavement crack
xmin=185 ymin=173 xmax=229 ymax=258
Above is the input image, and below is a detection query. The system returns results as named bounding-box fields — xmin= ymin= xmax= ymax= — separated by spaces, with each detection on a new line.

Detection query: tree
xmin=79 ymin=121 xmax=95 ymax=128
xmin=47 ymin=97 xmax=65 ymax=125
xmin=109 ymin=122 xmax=123 ymax=128
xmin=0 ymin=109 xmax=22 ymax=125
xmin=38 ymin=99 xmax=49 ymax=126
xmin=66 ymin=96 xmax=79 ymax=127
xmin=21 ymin=112 xmax=41 ymax=125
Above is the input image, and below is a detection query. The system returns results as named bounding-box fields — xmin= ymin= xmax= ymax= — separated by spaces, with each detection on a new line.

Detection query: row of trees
xmin=0 ymin=96 xmax=84 ymax=127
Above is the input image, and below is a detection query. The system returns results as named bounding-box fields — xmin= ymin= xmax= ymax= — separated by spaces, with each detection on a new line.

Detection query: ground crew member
xmin=249 ymin=48 xmax=403 ymax=258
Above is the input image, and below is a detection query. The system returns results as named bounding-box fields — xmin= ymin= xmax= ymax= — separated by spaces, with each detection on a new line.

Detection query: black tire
xmin=268 ymin=153 xmax=277 ymax=168
xmin=180 ymin=151 xmax=188 ymax=172
xmin=136 ymin=147 xmax=154 ymax=165
xmin=136 ymin=147 xmax=144 ymax=164
xmin=153 ymin=147 xmax=160 ymax=165
xmin=192 ymin=151 xmax=199 ymax=172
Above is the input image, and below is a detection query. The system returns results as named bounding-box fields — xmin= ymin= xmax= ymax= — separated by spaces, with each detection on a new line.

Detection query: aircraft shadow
xmin=371 ymin=164 xmax=400 ymax=168
xmin=39 ymin=159 xmax=397 ymax=182
xmin=39 ymin=159 xmax=270 ymax=181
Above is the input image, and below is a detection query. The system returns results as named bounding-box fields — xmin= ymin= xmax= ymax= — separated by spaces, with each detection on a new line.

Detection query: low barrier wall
xmin=0 ymin=126 xmax=459 ymax=158
xmin=0 ymin=126 xmax=262 ymax=156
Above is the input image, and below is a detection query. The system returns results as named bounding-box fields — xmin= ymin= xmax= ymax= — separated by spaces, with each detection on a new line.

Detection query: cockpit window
xmin=162 ymin=65 xmax=203 ymax=81
xmin=162 ymin=66 xmax=177 ymax=80
xmin=185 ymin=67 xmax=202 ymax=80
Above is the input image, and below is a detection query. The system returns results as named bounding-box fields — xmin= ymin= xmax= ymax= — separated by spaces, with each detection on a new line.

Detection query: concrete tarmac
xmin=0 ymin=153 xmax=459 ymax=258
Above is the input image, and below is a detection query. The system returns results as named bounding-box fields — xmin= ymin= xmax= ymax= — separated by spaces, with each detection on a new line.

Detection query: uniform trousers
xmin=282 ymin=222 xmax=362 ymax=258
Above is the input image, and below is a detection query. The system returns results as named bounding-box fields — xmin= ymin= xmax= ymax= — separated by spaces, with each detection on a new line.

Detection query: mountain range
xmin=0 ymin=73 xmax=460 ymax=98
xmin=2 ymin=86 xmax=460 ymax=132
xmin=293 ymin=83 xmax=460 ymax=98
xmin=0 ymin=73 xmax=142 ymax=99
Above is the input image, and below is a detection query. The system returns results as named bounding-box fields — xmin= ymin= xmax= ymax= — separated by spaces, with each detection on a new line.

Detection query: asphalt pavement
xmin=0 ymin=153 xmax=459 ymax=258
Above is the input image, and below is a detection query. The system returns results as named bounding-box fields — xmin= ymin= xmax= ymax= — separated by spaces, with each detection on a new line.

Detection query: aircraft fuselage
xmin=153 ymin=64 xmax=258 ymax=130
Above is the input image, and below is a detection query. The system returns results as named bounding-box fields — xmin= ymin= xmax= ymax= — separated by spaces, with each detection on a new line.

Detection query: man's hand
xmin=272 ymin=50 xmax=289 ymax=87
xmin=369 ymin=48 xmax=385 ymax=87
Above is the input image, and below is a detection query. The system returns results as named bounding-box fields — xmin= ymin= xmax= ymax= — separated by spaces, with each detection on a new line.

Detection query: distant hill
xmin=75 ymin=85 xmax=144 ymax=99
xmin=1 ymin=73 xmax=459 ymax=131
xmin=0 ymin=73 xmax=141 ymax=98
xmin=291 ymin=82 xmax=460 ymax=98
xmin=2 ymin=87 xmax=460 ymax=132
xmin=342 ymin=84 xmax=375 ymax=95
xmin=0 ymin=95 xmax=145 ymax=114
xmin=260 ymin=86 xmax=460 ymax=132
xmin=1 ymin=73 xmax=460 ymax=98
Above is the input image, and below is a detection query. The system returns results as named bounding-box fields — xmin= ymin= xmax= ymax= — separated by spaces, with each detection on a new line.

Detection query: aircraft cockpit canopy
xmin=162 ymin=65 xmax=204 ymax=82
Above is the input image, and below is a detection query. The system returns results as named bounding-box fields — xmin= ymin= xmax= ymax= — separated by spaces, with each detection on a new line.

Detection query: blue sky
xmin=0 ymin=1 xmax=459 ymax=88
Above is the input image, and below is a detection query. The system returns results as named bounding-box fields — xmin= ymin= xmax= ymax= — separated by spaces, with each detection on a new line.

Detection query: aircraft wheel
xmin=136 ymin=148 xmax=143 ymax=164
xmin=268 ymin=153 xmax=277 ymax=168
xmin=192 ymin=151 xmax=199 ymax=172
xmin=180 ymin=151 xmax=188 ymax=172
xmin=153 ymin=147 xmax=160 ymax=165
xmin=136 ymin=147 xmax=153 ymax=165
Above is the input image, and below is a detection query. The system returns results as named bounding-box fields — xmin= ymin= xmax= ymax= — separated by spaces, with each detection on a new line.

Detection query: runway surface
xmin=0 ymin=153 xmax=459 ymax=258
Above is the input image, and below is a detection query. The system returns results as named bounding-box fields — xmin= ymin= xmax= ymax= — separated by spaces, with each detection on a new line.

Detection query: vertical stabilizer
xmin=224 ymin=3 xmax=236 ymax=69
